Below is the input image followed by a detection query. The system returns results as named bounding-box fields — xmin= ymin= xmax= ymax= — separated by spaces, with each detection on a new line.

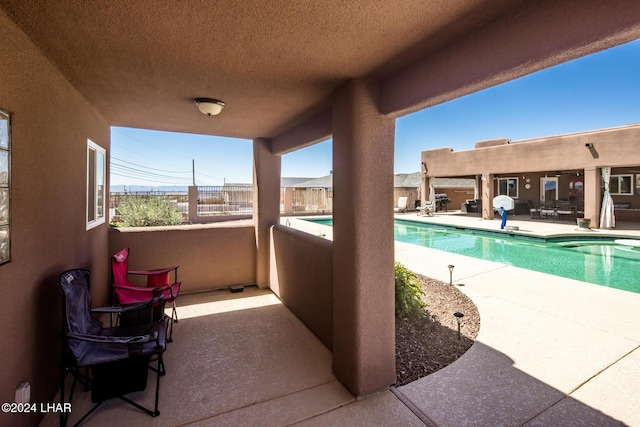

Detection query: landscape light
xmin=454 ymin=311 xmax=464 ymax=340
xmin=448 ymin=265 xmax=454 ymax=286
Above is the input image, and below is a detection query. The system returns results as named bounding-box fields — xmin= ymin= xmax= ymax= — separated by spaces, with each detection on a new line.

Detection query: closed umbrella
xmin=600 ymin=167 xmax=615 ymax=229
xmin=429 ymin=183 xmax=436 ymax=207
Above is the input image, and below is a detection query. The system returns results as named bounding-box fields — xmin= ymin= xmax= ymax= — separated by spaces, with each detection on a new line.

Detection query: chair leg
xmin=166 ymin=315 xmax=173 ymax=343
xmin=133 ymin=354 xmax=162 ymax=417
xmin=172 ymin=301 xmax=178 ymax=323
xmin=166 ymin=302 xmax=177 ymax=342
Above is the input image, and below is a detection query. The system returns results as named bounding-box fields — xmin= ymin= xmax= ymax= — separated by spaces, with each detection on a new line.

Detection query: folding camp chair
xmin=59 ymin=269 xmax=168 ymax=427
xmin=111 ymin=247 xmax=180 ymax=341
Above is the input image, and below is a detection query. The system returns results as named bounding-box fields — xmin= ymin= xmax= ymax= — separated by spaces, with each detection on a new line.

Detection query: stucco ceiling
xmin=0 ymin=0 xmax=533 ymax=139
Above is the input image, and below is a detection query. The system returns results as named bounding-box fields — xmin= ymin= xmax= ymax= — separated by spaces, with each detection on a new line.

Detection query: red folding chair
xmin=111 ymin=247 xmax=181 ymax=341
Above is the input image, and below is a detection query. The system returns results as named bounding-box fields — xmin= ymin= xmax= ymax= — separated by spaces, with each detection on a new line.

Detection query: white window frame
xmin=497 ymin=177 xmax=518 ymax=198
xmin=610 ymin=174 xmax=633 ymax=195
xmin=540 ymin=177 xmax=558 ymax=202
xmin=86 ymin=139 xmax=106 ymax=229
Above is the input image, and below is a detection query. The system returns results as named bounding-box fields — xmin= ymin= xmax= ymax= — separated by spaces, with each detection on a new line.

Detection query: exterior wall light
xmin=194 ymin=98 xmax=225 ymax=116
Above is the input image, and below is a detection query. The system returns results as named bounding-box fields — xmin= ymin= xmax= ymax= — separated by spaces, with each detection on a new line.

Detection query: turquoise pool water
xmin=308 ymin=218 xmax=640 ymax=294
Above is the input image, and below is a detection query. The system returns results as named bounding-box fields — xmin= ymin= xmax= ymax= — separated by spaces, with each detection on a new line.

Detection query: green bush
xmin=394 ymin=262 xmax=425 ymax=318
xmin=117 ymin=196 xmax=183 ymax=227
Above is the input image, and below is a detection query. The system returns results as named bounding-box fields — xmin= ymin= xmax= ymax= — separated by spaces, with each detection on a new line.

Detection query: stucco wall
xmin=269 ymin=225 xmax=333 ymax=349
xmin=0 ymin=9 xmax=110 ymax=426
xmin=422 ymin=125 xmax=640 ymax=177
xmin=108 ymin=221 xmax=257 ymax=293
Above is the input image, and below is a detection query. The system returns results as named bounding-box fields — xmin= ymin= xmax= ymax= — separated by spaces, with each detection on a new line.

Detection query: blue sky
xmin=111 ymin=38 xmax=640 ymax=187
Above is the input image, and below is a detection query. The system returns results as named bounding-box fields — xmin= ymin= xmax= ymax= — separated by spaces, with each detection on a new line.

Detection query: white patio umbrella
xmin=600 ymin=167 xmax=615 ymax=229
xmin=429 ymin=183 xmax=436 ymax=207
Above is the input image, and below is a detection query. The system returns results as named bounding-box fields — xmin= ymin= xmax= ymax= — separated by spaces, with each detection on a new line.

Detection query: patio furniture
xmin=539 ymin=201 xmax=557 ymax=220
xmin=556 ymin=201 xmax=577 ymax=220
xmin=111 ymin=247 xmax=181 ymax=341
xmin=394 ymin=196 xmax=408 ymax=213
xmin=417 ymin=201 xmax=435 ymax=216
xmin=59 ymin=269 xmax=168 ymax=427
xmin=527 ymin=200 xmax=541 ymax=219
xmin=464 ymin=199 xmax=481 ymax=214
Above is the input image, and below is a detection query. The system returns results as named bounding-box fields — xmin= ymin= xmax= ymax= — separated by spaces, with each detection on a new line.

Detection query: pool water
xmin=308 ymin=218 xmax=640 ymax=294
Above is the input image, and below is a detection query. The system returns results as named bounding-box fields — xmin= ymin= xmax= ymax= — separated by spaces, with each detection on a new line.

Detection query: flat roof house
xmin=2 ymin=1 xmax=640 ymax=425
xmin=421 ymin=124 xmax=640 ymax=228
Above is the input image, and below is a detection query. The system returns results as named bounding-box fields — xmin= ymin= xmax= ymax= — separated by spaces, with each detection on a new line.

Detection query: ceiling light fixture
xmin=194 ymin=98 xmax=225 ymax=116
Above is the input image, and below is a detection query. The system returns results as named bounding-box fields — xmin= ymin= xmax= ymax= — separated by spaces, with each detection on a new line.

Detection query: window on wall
xmin=87 ymin=139 xmax=106 ymax=229
xmin=497 ymin=177 xmax=518 ymax=198
xmin=610 ymin=174 xmax=633 ymax=195
xmin=0 ymin=110 xmax=10 ymax=265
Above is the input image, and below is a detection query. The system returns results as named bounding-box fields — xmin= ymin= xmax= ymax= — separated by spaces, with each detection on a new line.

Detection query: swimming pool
xmin=307 ymin=218 xmax=640 ymax=294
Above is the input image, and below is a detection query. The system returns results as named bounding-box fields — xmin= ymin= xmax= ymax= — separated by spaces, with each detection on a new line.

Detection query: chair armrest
xmin=66 ymin=331 xmax=157 ymax=344
xmin=91 ymin=296 xmax=165 ymax=315
xmin=113 ymin=284 xmax=170 ymax=294
xmin=128 ymin=266 xmax=178 ymax=276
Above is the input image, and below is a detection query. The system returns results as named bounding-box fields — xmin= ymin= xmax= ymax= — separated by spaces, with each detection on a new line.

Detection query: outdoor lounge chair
xmin=394 ymin=196 xmax=408 ymax=213
xmin=417 ymin=201 xmax=435 ymax=216
xmin=59 ymin=269 xmax=168 ymax=427
xmin=111 ymin=247 xmax=181 ymax=341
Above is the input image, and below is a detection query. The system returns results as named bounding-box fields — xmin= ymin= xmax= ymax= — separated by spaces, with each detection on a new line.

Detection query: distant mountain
xmin=110 ymin=185 xmax=188 ymax=193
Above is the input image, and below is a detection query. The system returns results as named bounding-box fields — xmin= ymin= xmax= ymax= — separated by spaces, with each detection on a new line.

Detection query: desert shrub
xmin=395 ymin=262 xmax=425 ymax=318
xmin=117 ymin=196 xmax=183 ymax=227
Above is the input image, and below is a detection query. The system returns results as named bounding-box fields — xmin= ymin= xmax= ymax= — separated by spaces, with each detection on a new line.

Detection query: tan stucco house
xmin=2 ymin=1 xmax=640 ymax=425
xmin=421 ymin=124 xmax=640 ymax=228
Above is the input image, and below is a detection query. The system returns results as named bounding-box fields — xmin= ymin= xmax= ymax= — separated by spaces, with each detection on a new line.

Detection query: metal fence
xmin=197 ymin=185 xmax=253 ymax=216
xmin=110 ymin=185 xmax=335 ymax=224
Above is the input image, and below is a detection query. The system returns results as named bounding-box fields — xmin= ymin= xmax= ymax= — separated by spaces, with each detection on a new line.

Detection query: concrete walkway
xmin=290 ymin=213 xmax=640 ymax=426
xmin=389 ymin=213 xmax=640 ymax=426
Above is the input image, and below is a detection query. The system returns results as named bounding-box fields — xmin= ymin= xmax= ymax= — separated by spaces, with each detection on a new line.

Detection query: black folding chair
xmin=59 ymin=269 xmax=168 ymax=427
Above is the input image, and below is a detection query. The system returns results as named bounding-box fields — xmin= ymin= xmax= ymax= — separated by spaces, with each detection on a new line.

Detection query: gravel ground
xmin=395 ymin=275 xmax=480 ymax=386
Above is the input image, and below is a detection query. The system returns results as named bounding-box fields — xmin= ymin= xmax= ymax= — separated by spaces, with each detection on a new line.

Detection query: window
xmin=87 ymin=139 xmax=106 ymax=229
xmin=0 ymin=110 xmax=10 ymax=265
xmin=497 ymin=177 xmax=518 ymax=198
xmin=610 ymin=174 xmax=633 ymax=195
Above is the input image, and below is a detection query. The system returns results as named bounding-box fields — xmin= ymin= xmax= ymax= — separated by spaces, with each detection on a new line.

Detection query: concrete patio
xmin=43 ymin=213 xmax=640 ymax=426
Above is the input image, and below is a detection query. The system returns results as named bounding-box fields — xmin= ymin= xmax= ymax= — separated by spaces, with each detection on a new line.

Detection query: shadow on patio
xmin=41 ymin=287 xmax=354 ymax=426
xmin=42 ymin=282 xmax=633 ymax=426
xmin=40 ymin=272 xmax=636 ymax=426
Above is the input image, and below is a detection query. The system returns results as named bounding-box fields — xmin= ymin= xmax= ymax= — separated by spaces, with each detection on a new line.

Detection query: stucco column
xmin=481 ymin=173 xmax=495 ymax=220
xmin=253 ymin=138 xmax=281 ymax=288
xmin=332 ymin=78 xmax=396 ymax=395
xmin=583 ymin=167 xmax=601 ymax=229
xmin=188 ymin=185 xmax=198 ymax=223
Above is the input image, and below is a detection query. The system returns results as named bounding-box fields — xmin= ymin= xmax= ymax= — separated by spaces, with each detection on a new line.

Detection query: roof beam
xmin=381 ymin=0 xmax=640 ymax=117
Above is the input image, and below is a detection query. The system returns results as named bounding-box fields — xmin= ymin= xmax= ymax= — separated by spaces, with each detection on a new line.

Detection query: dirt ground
xmin=395 ymin=275 xmax=481 ymax=386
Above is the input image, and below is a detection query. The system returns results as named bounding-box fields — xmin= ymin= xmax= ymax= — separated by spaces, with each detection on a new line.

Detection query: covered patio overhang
xmin=3 ymin=1 xmax=640 ymax=425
